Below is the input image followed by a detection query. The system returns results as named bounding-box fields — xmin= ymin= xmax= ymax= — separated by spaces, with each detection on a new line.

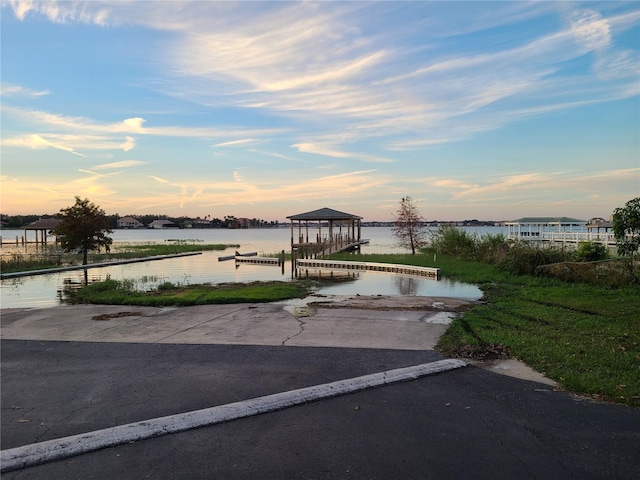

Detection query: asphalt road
xmin=2 ymin=301 xmax=640 ymax=479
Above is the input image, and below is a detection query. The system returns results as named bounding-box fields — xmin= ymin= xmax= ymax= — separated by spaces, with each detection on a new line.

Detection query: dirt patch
xmin=308 ymin=295 xmax=476 ymax=312
xmin=92 ymin=311 xmax=144 ymax=321
xmin=444 ymin=343 xmax=512 ymax=360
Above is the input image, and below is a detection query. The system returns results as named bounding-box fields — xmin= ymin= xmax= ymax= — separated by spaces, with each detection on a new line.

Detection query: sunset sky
xmin=1 ymin=1 xmax=638 ymax=222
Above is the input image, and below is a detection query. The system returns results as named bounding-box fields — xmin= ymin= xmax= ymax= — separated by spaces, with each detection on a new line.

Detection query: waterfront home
xmin=505 ymin=217 xmax=617 ymax=247
xmin=116 ymin=216 xmax=145 ymax=229
xmin=148 ymin=219 xmax=179 ymax=229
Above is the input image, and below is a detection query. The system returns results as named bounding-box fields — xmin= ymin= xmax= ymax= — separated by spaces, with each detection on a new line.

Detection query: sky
xmin=1 ymin=1 xmax=639 ymax=223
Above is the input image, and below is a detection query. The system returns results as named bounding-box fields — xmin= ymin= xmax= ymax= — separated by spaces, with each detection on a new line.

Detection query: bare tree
xmin=392 ymin=196 xmax=428 ymax=254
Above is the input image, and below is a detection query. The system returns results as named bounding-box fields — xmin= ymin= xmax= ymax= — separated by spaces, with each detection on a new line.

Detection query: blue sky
xmin=1 ymin=1 xmax=638 ymax=222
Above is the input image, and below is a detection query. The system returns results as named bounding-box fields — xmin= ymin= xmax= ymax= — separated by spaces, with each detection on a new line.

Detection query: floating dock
xmin=234 ymin=256 xmax=282 ymax=265
xmin=295 ymin=259 xmax=440 ymax=279
xmin=218 ymin=252 xmax=258 ymax=262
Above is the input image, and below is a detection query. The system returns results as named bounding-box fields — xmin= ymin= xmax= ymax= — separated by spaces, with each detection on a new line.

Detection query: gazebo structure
xmin=286 ymin=207 xmax=365 ymax=258
xmin=24 ymin=218 xmax=61 ymax=245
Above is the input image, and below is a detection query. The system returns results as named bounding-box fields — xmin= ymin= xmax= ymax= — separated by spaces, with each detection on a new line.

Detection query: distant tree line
xmin=0 ymin=213 xmax=281 ymax=229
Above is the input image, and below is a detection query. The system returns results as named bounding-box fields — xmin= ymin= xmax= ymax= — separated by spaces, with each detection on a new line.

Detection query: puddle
xmin=420 ymin=311 xmax=458 ymax=325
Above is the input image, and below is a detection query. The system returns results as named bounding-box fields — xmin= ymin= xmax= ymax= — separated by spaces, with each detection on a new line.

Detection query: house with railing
xmin=505 ymin=217 xmax=618 ymax=247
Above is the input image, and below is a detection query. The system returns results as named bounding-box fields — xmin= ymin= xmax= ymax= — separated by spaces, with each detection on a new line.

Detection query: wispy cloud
xmin=94 ymin=160 xmax=146 ymax=170
xmin=293 ymin=143 xmax=394 ymax=163
xmin=214 ymin=139 xmax=259 ymax=147
xmin=9 ymin=0 xmax=111 ymax=25
xmin=1 ymin=83 xmax=49 ymax=97
xmin=5 ymin=2 xmax=638 ymax=155
xmin=2 ymin=1 xmax=637 ymax=219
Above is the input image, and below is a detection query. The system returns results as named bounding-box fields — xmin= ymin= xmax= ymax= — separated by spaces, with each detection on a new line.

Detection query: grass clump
xmin=1 ymin=252 xmax=64 ymax=273
xmin=328 ymin=250 xmax=640 ymax=407
xmin=68 ymin=279 xmax=312 ymax=306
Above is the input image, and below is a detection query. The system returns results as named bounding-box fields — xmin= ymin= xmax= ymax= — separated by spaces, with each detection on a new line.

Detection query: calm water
xmin=1 ymin=226 xmax=506 ymax=308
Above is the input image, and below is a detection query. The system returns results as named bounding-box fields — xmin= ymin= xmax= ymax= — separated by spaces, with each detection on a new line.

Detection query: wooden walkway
xmin=293 ymin=238 xmax=370 ymax=259
xmin=0 ymin=252 xmax=202 ymax=280
xmin=295 ymin=259 xmax=440 ymax=279
xmin=319 ymin=239 xmax=370 ymax=256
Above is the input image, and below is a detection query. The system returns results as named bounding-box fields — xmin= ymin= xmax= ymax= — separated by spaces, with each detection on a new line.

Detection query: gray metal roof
xmin=287 ymin=207 xmax=362 ymax=221
xmin=506 ymin=217 xmax=587 ymax=225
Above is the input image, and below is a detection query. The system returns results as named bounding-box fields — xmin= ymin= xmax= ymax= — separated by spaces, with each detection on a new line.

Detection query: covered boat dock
xmin=286 ymin=207 xmax=368 ymax=258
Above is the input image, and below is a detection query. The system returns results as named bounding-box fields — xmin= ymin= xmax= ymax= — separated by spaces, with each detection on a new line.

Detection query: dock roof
xmin=24 ymin=218 xmax=61 ymax=230
xmin=287 ymin=207 xmax=362 ymax=221
xmin=506 ymin=217 xmax=586 ymax=225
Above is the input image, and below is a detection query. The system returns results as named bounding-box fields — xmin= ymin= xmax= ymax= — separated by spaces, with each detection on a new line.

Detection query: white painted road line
xmin=1 ymin=359 xmax=466 ymax=473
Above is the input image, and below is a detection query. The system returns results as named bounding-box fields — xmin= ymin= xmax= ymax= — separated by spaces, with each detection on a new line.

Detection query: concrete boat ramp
xmin=0 ymin=294 xmax=550 ymax=383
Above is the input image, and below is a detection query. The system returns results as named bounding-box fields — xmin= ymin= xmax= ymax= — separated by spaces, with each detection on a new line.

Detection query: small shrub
xmin=429 ymin=225 xmax=477 ymax=258
xmin=574 ymin=242 xmax=608 ymax=262
xmin=157 ymin=281 xmax=176 ymax=291
xmin=476 ymin=233 xmax=508 ymax=264
xmin=429 ymin=226 xmax=509 ymax=264
xmin=499 ymin=243 xmax=572 ymax=275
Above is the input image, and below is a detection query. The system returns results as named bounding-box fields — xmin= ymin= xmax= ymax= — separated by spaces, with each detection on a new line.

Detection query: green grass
xmin=329 ymin=251 xmax=640 ymax=407
xmin=68 ymin=279 xmax=312 ymax=306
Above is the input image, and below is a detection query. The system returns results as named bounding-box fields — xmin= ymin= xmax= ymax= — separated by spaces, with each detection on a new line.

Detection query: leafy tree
xmin=392 ymin=196 xmax=428 ymax=254
xmin=612 ymin=197 xmax=640 ymax=256
xmin=54 ymin=197 xmax=113 ymax=265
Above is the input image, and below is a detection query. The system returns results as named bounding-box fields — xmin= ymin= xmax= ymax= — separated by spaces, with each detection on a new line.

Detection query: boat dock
xmin=295 ymin=259 xmax=440 ymax=279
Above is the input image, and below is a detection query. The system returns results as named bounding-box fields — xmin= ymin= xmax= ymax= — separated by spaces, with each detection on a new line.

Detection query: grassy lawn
xmin=329 ymin=252 xmax=640 ymax=408
xmin=69 ymin=279 xmax=312 ymax=306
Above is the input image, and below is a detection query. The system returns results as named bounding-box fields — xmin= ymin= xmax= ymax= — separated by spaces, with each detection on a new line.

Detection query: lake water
xmin=1 ymin=226 xmax=506 ymax=308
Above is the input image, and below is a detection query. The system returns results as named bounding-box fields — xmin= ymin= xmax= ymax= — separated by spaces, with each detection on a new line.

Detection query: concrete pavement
xmin=2 ymin=295 xmax=639 ymax=479
xmin=0 ymin=296 xmax=456 ymax=350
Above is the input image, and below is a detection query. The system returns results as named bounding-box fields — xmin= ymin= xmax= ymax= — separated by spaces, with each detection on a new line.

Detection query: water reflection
xmin=395 ymin=275 xmax=419 ymax=296
xmin=1 ymin=229 xmax=485 ymax=308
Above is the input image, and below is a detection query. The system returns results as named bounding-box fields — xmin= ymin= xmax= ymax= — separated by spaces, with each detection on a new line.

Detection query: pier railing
xmin=293 ymin=233 xmax=369 ymax=258
xmin=508 ymin=231 xmax=619 ymax=246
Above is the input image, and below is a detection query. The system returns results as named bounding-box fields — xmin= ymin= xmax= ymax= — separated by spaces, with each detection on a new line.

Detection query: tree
xmin=612 ymin=197 xmax=640 ymax=256
xmin=392 ymin=196 xmax=428 ymax=254
xmin=54 ymin=197 xmax=113 ymax=265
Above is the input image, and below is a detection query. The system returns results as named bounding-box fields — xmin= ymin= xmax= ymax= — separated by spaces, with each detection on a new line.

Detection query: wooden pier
xmin=287 ymin=207 xmax=367 ymax=260
xmin=295 ymin=259 xmax=440 ymax=279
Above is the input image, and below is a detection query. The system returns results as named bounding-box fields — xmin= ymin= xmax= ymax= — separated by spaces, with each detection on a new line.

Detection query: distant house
xmin=505 ymin=217 xmax=587 ymax=239
xmin=586 ymin=217 xmax=613 ymax=233
xmin=148 ymin=219 xmax=179 ymax=229
xmin=116 ymin=216 xmax=145 ymax=229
